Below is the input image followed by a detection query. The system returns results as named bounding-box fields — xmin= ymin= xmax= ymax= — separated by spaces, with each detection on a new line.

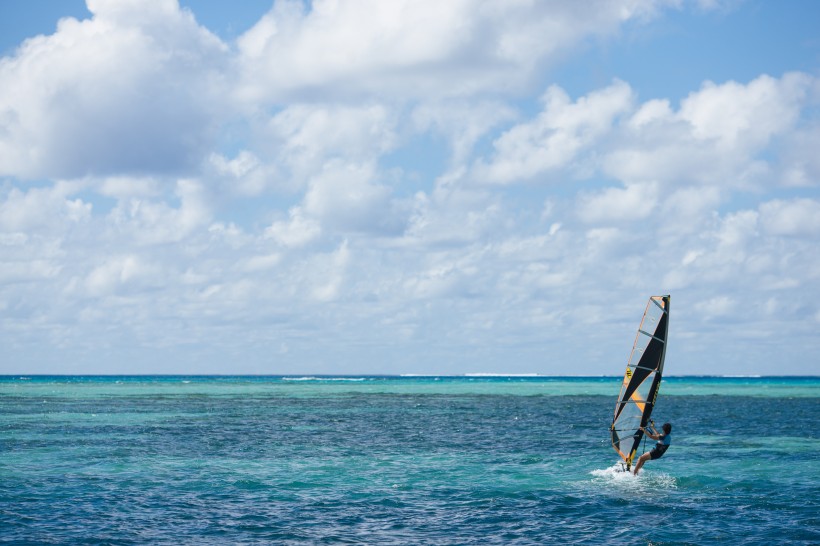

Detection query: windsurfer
xmin=633 ymin=422 xmax=672 ymax=475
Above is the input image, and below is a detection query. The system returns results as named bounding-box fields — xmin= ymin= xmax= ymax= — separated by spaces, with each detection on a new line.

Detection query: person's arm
xmin=639 ymin=426 xmax=659 ymax=440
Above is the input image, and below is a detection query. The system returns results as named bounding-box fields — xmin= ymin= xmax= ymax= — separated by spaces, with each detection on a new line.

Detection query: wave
xmin=464 ymin=373 xmax=540 ymax=377
xmin=281 ymin=377 xmax=368 ymax=382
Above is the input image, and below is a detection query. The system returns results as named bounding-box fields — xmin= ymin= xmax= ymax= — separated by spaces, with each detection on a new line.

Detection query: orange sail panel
xmin=610 ymin=295 xmax=670 ymax=469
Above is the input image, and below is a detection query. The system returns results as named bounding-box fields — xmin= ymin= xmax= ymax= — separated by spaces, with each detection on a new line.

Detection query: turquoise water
xmin=1 ymin=376 xmax=818 ymax=544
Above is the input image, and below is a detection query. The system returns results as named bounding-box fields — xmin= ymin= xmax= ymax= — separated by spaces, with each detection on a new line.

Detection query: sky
xmin=1 ymin=0 xmax=819 ymax=376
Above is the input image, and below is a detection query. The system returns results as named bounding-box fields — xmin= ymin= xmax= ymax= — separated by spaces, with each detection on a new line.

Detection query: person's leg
xmin=633 ymin=453 xmax=650 ymax=475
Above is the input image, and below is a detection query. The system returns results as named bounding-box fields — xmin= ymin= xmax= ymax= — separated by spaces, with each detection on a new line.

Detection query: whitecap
xmin=282 ymin=376 xmax=367 ymax=382
xmin=464 ymin=373 xmax=540 ymax=377
xmin=590 ymin=463 xmax=678 ymax=492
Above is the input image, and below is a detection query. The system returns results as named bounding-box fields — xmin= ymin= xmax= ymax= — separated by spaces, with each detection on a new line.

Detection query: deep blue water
xmin=1 ymin=376 xmax=818 ymax=544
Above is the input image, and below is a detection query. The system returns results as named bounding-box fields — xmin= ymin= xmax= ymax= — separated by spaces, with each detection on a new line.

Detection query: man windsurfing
xmin=632 ymin=422 xmax=672 ymax=475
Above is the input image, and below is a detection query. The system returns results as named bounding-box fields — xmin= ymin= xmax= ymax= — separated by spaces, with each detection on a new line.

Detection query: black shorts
xmin=649 ymin=444 xmax=669 ymax=460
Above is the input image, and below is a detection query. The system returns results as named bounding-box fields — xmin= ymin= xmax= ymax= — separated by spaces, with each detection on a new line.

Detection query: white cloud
xmin=715 ymin=209 xmax=759 ymax=257
xmin=208 ymin=151 xmax=275 ymax=197
xmin=758 ymin=198 xmax=820 ymax=237
xmin=235 ymin=0 xmax=666 ymax=102
xmin=577 ymin=182 xmax=659 ymax=224
xmin=0 ymin=0 xmax=228 ymax=179
xmin=679 ymin=73 xmax=810 ymax=151
xmin=303 ymin=161 xmax=409 ymax=235
xmin=628 ymin=98 xmax=673 ymax=128
xmin=402 ymin=177 xmax=505 ymax=247
xmin=778 ymin=123 xmax=820 ymax=188
xmin=0 ymin=182 xmax=92 ymax=232
xmin=265 ymin=207 xmax=321 ymax=248
xmin=96 ymin=176 xmax=163 ymax=200
xmin=602 ymin=73 xmax=814 ymax=190
xmin=242 ymin=253 xmax=282 ymax=273
xmin=309 ymin=240 xmax=351 ymax=302
xmin=412 ymin=100 xmax=517 ymax=166
xmin=107 ymin=178 xmax=212 ymax=245
xmin=476 ymin=81 xmax=633 ymax=183
xmin=83 ymin=254 xmax=164 ymax=298
xmin=264 ymin=103 xmax=397 ymax=182
xmin=660 ymin=200 xmax=819 ymax=296
xmin=694 ymin=295 xmax=735 ymax=319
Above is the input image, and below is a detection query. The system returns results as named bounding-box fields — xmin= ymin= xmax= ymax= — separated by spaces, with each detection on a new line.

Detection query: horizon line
xmin=2 ymin=374 xmax=818 ymax=379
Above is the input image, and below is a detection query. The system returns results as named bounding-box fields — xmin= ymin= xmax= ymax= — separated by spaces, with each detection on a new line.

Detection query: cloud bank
xmin=1 ymin=0 xmax=818 ymax=375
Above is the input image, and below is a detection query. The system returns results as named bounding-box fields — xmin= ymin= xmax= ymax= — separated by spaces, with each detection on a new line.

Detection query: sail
xmin=610 ymin=295 xmax=670 ymax=470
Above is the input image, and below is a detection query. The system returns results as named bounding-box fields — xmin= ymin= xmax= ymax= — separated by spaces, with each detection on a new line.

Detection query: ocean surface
xmin=1 ymin=375 xmax=818 ymax=545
